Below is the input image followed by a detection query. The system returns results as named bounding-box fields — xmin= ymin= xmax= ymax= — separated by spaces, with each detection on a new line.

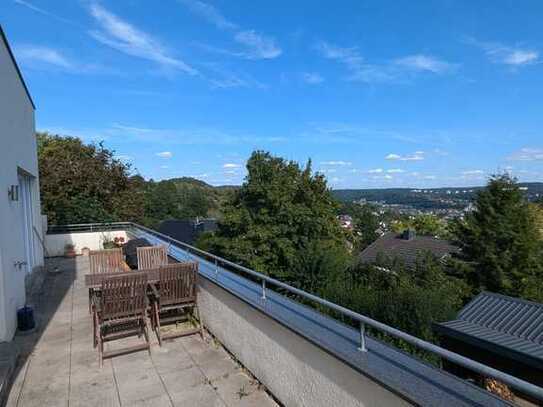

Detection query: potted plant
xmin=114 ymin=236 xmax=125 ymax=247
xmin=102 ymin=235 xmax=117 ymax=249
xmin=64 ymin=243 xmax=76 ymax=258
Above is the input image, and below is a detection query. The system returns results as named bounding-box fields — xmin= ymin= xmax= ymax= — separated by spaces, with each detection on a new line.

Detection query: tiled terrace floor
xmin=6 ymin=257 xmax=278 ymax=407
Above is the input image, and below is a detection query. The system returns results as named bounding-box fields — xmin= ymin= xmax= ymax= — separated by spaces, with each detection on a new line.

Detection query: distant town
xmin=333 ymin=182 xmax=543 ymax=220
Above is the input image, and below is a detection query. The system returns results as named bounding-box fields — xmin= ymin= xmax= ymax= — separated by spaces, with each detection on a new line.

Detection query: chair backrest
xmin=137 ymin=246 xmax=168 ymax=270
xmin=159 ymin=262 xmax=198 ymax=306
xmin=89 ymin=248 xmax=124 ymax=274
xmin=100 ymin=273 xmax=148 ymax=320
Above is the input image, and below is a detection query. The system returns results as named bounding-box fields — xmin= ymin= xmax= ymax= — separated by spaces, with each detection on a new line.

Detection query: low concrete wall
xmin=44 ymin=231 xmax=128 ymax=257
xmin=198 ymin=278 xmax=410 ymax=407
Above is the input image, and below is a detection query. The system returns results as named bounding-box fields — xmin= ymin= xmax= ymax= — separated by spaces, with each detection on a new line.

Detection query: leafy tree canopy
xmin=37 ymin=132 xmax=144 ymax=224
xmin=37 ymin=133 xmax=222 ymax=227
xmin=198 ymin=151 xmax=348 ymax=286
xmin=451 ymin=174 xmax=543 ymax=300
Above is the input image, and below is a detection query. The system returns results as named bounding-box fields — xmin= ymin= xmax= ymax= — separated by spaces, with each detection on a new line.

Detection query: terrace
xmin=6 ymin=222 xmax=543 ymax=406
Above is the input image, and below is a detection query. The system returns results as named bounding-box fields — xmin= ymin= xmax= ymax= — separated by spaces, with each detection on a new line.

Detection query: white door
xmin=18 ymin=174 xmax=35 ymax=274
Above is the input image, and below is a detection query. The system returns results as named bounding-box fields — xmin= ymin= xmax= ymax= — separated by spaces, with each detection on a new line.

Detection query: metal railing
xmin=48 ymin=222 xmax=543 ymax=402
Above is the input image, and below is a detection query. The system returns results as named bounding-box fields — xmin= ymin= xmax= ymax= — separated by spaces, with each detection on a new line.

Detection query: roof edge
xmin=0 ymin=24 xmax=36 ymax=110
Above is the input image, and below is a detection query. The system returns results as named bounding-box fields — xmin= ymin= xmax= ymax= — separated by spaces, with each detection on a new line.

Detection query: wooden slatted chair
xmin=88 ymin=248 xmax=126 ymax=313
xmin=150 ymin=262 xmax=203 ymax=345
xmin=89 ymin=248 xmax=125 ymax=273
xmin=93 ymin=273 xmax=150 ymax=367
xmin=137 ymin=245 xmax=168 ymax=270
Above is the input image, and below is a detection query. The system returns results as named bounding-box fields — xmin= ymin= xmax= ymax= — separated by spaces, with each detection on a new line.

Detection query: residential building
xmin=158 ymin=218 xmax=218 ymax=246
xmin=359 ymin=229 xmax=458 ymax=270
xmin=434 ymin=292 xmax=543 ymax=404
xmin=0 ymin=25 xmax=44 ymax=342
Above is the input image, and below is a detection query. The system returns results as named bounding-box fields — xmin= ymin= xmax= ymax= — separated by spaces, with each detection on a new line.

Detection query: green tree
xmin=37 ymin=132 xmax=144 ymax=224
xmin=451 ymin=174 xmax=543 ymax=299
xmin=198 ymin=151 xmax=348 ymax=287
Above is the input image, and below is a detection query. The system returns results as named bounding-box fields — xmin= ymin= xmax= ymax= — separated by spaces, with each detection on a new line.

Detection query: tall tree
xmin=451 ymin=174 xmax=543 ymax=299
xmin=198 ymin=151 xmax=348 ymax=287
xmin=37 ymin=132 xmax=144 ymax=224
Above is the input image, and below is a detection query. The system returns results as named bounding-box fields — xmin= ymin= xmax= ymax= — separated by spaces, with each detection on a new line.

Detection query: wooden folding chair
xmin=150 ymin=262 xmax=203 ymax=345
xmin=93 ymin=273 xmax=150 ymax=367
xmin=137 ymin=245 xmax=168 ymax=270
xmin=88 ymin=248 xmax=126 ymax=313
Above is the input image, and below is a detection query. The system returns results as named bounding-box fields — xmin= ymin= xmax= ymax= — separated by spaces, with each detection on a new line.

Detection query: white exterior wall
xmin=44 ymin=231 xmax=129 ymax=257
xmin=198 ymin=279 xmax=411 ymax=407
xmin=0 ymin=33 xmax=44 ymax=342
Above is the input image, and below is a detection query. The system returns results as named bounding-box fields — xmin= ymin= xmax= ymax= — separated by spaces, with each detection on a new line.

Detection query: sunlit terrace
xmin=6 ymin=222 xmax=543 ymax=406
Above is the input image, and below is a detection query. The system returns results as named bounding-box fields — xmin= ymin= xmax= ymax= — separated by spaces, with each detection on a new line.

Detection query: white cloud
xmin=385 ymin=152 xmax=425 ymax=161
xmin=160 ymin=165 xmax=169 ymax=169
xmin=88 ymin=3 xmax=197 ymax=74
xmin=223 ymin=163 xmax=241 ymax=168
xmin=316 ymin=41 xmax=393 ymax=83
xmin=116 ymin=154 xmax=133 ymax=161
xmin=177 ymin=0 xmax=237 ymax=30
xmin=368 ymin=168 xmax=383 ymax=173
xmin=302 ymin=72 xmax=324 ymax=84
xmin=16 ymin=46 xmax=73 ymax=69
xmin=468 ymin=38 xmax=539 ymax=67
xmin=508 ymin=148 xmax=543 ymax=161
xmin=387 ymin=168 xmax=404 ymax=173
xmin=156 ymin=151 xmax=173 ymax=158
xmin=384 ymin=174 xmax=393 ymax=180
xmin=110 ymin=123 xmax=285 ymax=145
xmin=179 ymin=0 xmax=281 ymax=60
xmin=462 ymin=170 xmax=484 ymax=176
xmin=316 ymin=42 xmax=455 ymax=83
xmin=234 ymin=30 xmax=282 ymax=60
xmin=13 ymin=0 xmax=77 ymax=26
xmin=503 ymin=50 xmax=538 ymax=65
xmin=395 ymin=54 xmax=456 ymax=73
xmin=321 ymin=161 xmax=352 ymax=166
xmin=320 ymin=168 xmax=337 ymax=174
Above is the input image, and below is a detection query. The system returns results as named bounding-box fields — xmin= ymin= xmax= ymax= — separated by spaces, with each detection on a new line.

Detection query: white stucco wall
xmin=44 ymin=231 xmax=129 ymax=257
xmin=198 ymin=278 xmax=411 ymax=407
xmin=0 ymin=31 xmax=44 ymax=341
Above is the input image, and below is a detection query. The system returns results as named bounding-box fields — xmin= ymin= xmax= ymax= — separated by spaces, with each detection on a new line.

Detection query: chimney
xmin=402 ymin=229 xmax=416 ymax=240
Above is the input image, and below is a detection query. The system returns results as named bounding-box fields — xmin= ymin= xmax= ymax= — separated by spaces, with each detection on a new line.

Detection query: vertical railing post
xmin=261 ymin=279 xmax=266 ymax=300
xmin=358 ymin=322 xmax=367 ymax=352
xmin=215 ymin=259 xmax=219 ymax=275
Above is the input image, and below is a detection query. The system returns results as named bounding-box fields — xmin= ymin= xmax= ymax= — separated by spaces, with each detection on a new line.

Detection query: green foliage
xmin=38 ymin=133 xmax=227 ymax=227
xmin=199 ymin=151 xmax=348 ymax=287
xmin=141 ymin=178 xmax=226 ymax=228
xmin=37 ymin=132 xmax=144 ymax=224
xmin=321 ymin=252 xmax=468 ymax=357
xmin=391 ymin=214 xmax=449 ymax=238
xmin=339 ymin=202 xmax=379 ymax=250
xmin=451 ymin=174 xmax=543 ymax=300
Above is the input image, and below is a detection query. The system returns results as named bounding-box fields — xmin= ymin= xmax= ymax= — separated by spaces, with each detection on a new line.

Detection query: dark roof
xmin=435 ymin=292 xmax=543 ymax=369
xmin=158 ymin=219 xmax=217 ymax=246
xmin=0 ymin=24 xmax=35 ymax=109
xmin=359 ymin=232 xmax=458 ymax=269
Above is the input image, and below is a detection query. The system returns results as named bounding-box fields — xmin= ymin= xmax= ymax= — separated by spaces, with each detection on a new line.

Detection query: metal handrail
xmin=49 ymin=222 xmax=543 ymax=401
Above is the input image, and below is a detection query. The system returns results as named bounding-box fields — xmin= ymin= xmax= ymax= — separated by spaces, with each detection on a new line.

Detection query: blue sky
xmin=2 ymin=0 xmax=543 ymax=188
